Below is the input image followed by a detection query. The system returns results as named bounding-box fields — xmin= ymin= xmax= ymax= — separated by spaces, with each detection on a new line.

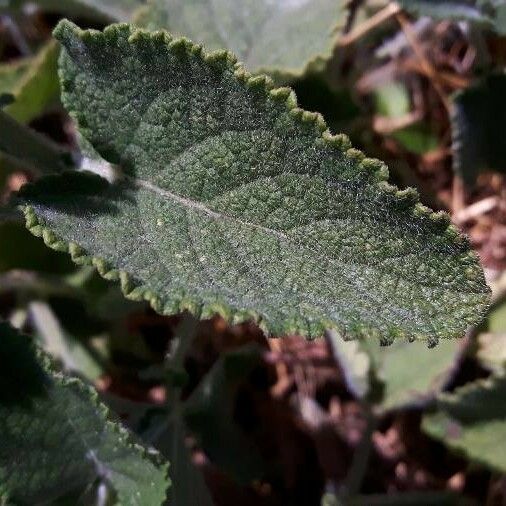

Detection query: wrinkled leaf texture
xmin=16 ymin=21 xmax=490 ymax=344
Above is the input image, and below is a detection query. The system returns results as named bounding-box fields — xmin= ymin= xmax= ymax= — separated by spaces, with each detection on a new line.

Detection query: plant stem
xmin=340 ymin=404 xmax=377 ymax=500
xmin=165 ymin=311 xmax=199 ymax=403
xmin=0 ymin=111 xmax=72 ymax=175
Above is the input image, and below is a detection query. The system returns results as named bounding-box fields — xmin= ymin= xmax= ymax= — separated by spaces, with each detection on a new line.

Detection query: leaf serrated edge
xmin=37 ymin=334 xmax=172 ymax=496
xmin=54 ymin=374 xmax=171 ymax=499
xmin=20 ymin=20 xmax=490 ymax=344
xmin=0 ymin=320 xmax=171 ymax=503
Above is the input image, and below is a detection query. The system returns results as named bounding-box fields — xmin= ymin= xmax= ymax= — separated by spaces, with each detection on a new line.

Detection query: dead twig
xmin=454 ymin=196 xmax=500 ymax=225
xmin=395 ymin=11 xmax=451 ymax=113
xmin=338 ymin=2 xmax=401 ymax=46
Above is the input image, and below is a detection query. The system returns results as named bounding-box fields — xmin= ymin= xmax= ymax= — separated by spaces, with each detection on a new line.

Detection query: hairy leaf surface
xmin=423 ymin=376 xmax=506 ymax=472
xmin=0 ymin=321 xmax=170 ymax=505
xmin=17 ymin=21 xmax=489 ymax=343
xmin=137 ymin=0 xmax=345 ymax=78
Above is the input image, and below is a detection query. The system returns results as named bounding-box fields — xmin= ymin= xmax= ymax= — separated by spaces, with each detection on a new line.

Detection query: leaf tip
xmin=53 ymin=18 xmax=79 ymax=44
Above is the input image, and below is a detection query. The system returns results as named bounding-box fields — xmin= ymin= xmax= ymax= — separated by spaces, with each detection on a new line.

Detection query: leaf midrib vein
xmin=126 ymin=174 xmax=459 ymax=336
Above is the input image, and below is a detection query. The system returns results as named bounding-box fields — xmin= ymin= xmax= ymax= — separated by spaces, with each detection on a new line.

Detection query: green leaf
xmin=0 ymin=220 xmax=75 ymax=274
xmin=491 ymin=0 xmax=506 ymax=34
xmin=0 ymin=110 xmax=72 ymax=174
xmin=0 ymin=42 xmax=60 ymax=124
xmin=396 ymin=0 xmax=494 ymax=25
xmin=487 ymin=296 xmax=506 ymax=333
xmin=29 ymin=300 xmax=103 ymax=380
xmin=374 ymin=83 xmax=439 ymax=155
xmin=452 ymin=73 xmax=506 ymax=184
xmin=136 ymin=0 xmax=345 ymax=79
xmin=7 ymin=0 xmax=143 ymax=22
xmin=476 ymin=297 xmax=506 ymax=374
xmin=17 ymin=21 xmax=490 ymax=343
xmin=0 ymin=321 xmax=170 ymax=505
xmin=375 ymin=83 xmax=411 ymax=119
xmin=422 ymin=376 xmax=506 ymax=472
xmin=365 ymin=338 xmax=464 ymax=411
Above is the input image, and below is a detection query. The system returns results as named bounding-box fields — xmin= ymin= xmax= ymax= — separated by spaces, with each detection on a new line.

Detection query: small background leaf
xmin=364 ymin=338 xmax=464 ymax=412
xmin=476 ymin=296 xmax=506 ymax=374
xmin=6 ymin=0 xmax=143 ymax=22
xmin=422 ymin=376 xmax=506 ymax=473
xmin=0 ymin=41 xmax=59 ymax=124
xmin=0 ymin=321 xmax=170 ymax=505
xmin=326 ymin=330 xmax=371 ymax=399
xmin=396 ymin=0 xmax=494 ymax=25
xmin=137 ymin=0 xmax=346 ymax=79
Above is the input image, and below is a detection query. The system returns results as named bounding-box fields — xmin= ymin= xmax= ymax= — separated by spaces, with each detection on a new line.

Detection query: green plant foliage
xmin=0 ymin=41 xmax=59 ymax=124
xmin=476 ymin=297 xmax=506 ymax=374
xmin=397 ymin=0 xmax=495 ymax=25
xmin=0 ymin=220 xmax=74 ymax=273
xmin=0 ymin=110 xmax=72 ymax=175
xmin=15 ymin=20 xmax=490 ymax=343
xmin=423 ymin=376 xmax=506 ymax=472
xmin=29 ymin=300 xmax=103 ymax=380
xmin=159 ymin=414 xmax=214 ymax=506
xmin=6 ymin=0 xmax=143 ymax=22
xmin=491 ymin=0 xmax=506 ymax=34
xmin=374 ymin=83 xmax=439 ymax=155
xmin=0 ymin=321 xmax=170 ymax=505
xmin=183 ymin=343 xmax=264 ymax=482
xmin=364 ymin=338 xmax=463 ymax=411
xmin=452 ymin=74 xmax=506 ymax=184
xmin=137 ymin=0 xmax=345 ymax=79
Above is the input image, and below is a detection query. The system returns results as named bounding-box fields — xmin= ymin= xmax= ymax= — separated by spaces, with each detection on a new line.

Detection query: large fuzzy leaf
xmin=136 ymin=0 xmax=345 ymax=78
xmin=0 ymin=321 xmax=170 ymax=504
xmin=422 ymin=376 xmax=506 ymax=472
xmin=451 ymin=74 xmax=506 ymax=184
xmin=17 ymin=21 xmax=489 ymax=343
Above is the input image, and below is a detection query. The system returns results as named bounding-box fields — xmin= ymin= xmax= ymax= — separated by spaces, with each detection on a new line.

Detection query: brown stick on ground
xmin=395 ymin=11 xmax=452 ymax=114
xmin=338 ymin=2 xmax=402 ymax=46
